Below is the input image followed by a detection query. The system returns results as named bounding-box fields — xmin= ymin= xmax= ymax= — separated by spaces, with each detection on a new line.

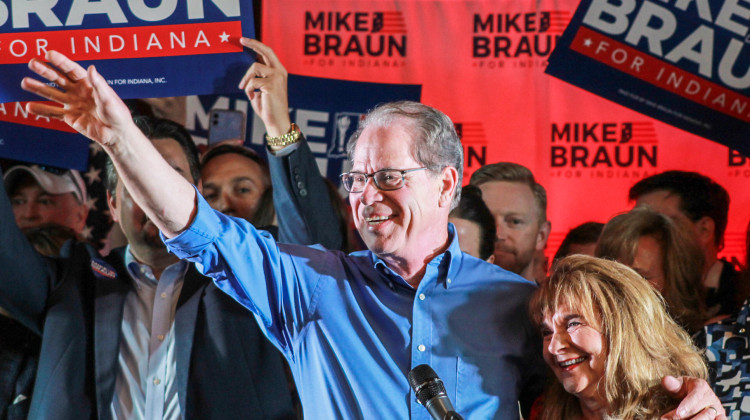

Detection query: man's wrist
xmin=266 ymin=123 xmax=302 ymax=151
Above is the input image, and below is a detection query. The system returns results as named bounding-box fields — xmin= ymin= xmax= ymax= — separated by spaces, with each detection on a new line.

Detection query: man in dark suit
xmin=0 ymin=44 xmax=340 ymax=419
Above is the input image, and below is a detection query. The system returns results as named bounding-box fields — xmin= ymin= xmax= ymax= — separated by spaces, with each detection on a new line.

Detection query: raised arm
xmin=240 ymin=38 xmax=344 ymax=249
xmin=21 ymin=51 xmax=195 ymax=237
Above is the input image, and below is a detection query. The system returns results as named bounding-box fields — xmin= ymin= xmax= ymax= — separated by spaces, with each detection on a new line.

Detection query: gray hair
xmin=346 ymin=101 xmax=463 ymax=209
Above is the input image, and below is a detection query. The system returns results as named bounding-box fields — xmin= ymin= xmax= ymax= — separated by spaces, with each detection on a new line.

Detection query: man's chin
xmin=494 ymin=255 xmax=522 ymax=274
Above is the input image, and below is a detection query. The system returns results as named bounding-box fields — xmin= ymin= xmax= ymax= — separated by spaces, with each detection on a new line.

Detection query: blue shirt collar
xmin=370 ymin=223 xmax=463 ymax=291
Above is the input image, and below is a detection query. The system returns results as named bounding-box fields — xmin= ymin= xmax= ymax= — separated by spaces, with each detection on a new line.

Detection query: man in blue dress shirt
xmin=19 ymin=44 xmax=726 ymax=420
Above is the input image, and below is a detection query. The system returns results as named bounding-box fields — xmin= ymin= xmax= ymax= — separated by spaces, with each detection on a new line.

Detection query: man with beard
xmin=469 ymin=162 xmax=551 ymax=283
xmin=16 ymin=47 xmax=728 ymax=420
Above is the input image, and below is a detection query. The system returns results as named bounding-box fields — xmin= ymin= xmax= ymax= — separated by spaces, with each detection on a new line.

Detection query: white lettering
xmin=146 ymin=33 xmax=163 ymax=50
xmin=0 ymin=0 xmax=8 ymax=26
xmin=14 ymin=102 xmax=28 ymax=118
xmin=185 ymin=95 xmax=229 ymax=130
xmin=582 ymin=0 xmax=636 ymax=35
xmin=10 ymin=39 xmax=27 ymax=57
xmin=0 ymin=103 xmax=6 ymax=116
xmin=66 ymin=0 xmax=127 ymax=26
xmin=13 ymin=0 xmax=62 ymax=28
xmin=715 ymin=0 xmax=750 ymax=37
xmin=717 ymin=38 xmax=750 ymax=89
xmin=35 ymin=37 xmax=48 ymax=55
xmin=194 ymin=30 xmax=209 ymax=47
xmin=664 ymin=24 xmax=714 ymax=78
xmin=296 ymin=109 xmax=329 ymax=138
xmin=84 ymin=36 xmax=100 ymax=53
xmin=109 ymin=34 xmax=125 ymax=52
xmin=612 ymin=48 xmax=628 ymax=64
xmin=170 ymin=31 xmax=185 ymax=48
xmin=624 ymin=1 xmax=677 ymax=56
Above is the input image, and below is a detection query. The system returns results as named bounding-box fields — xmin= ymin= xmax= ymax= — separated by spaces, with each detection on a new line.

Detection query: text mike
xmin=408 ymin=364 xmax=464 ymax=420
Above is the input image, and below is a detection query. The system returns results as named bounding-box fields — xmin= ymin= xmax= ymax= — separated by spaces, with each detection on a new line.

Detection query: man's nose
xmin=495 ymin=220 xmax=508 ymax=241
xmin=358 ymin=177 xmax=381 ymax=205
xmin=216 ymin=191 xmax=233 ymax=214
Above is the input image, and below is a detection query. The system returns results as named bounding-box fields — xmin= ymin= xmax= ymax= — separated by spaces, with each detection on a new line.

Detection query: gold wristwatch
xmin=265 ymin=123 xmax=302 ymax=149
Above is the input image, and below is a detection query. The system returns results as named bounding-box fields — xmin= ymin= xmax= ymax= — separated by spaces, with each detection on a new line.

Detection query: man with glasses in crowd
xmin=18 ymin=48 xmax=727 ymax=419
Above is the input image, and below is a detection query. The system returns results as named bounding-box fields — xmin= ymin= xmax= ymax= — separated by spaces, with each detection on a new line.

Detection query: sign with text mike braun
xmin=545 ymin=0 xmax=750 ymax=157
xmin=0 ymin=0 xmax=255 ymax=102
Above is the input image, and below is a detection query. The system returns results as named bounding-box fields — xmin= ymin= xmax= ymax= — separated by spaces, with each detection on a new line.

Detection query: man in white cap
xmin=4 ymin=165 xmax=88 ymax=235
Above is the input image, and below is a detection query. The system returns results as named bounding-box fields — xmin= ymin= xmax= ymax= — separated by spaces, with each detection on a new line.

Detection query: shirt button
xmin=157 ymin=334 xmax=165 ymax=341
xmin=418 ymin=344 xmax=426 ymax=352
xmin=418 ymin=293 xmax=426 ymax=301
xmin=447 ymin=278 xmax=452 ymax=284
xmin=153 ymin=378 xmax=161 ymax=385
xmin=160 ymin=292 xmax=167 ymax=299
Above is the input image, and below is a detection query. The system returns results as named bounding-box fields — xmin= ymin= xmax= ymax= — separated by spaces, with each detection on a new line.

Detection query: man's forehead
xmin=10 ymin=173 xmax=47 ymax=194
xmin=352 ymin=127 xmax=417 ymax=168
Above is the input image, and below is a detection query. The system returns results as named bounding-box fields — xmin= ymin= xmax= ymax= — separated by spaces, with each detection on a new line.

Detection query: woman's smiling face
xmin=541 ymin=305 xmax=607 ymax=404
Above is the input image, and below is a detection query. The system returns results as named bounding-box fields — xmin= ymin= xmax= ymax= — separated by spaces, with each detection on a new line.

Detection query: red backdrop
xmin=261 ymin=0 xmax=749 ymax=265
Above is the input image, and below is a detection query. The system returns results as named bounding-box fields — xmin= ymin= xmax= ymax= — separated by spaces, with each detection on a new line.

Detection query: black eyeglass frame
xmin=339 ymin=167 xmax=429 ymax=193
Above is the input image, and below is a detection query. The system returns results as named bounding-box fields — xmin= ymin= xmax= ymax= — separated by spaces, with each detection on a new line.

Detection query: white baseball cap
xmin=4 ymin=165 xmax=87 ymax=203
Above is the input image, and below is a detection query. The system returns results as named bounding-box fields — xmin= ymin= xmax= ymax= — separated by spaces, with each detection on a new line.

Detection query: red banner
xmin=261 ymin=0 xmax=750 ymax=265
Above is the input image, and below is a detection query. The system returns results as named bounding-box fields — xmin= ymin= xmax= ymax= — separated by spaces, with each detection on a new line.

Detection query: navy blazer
xmin=0 ymin=138 xmax=341 ymax=419
xmin=0 ymin=241 xmax=297 ymax=420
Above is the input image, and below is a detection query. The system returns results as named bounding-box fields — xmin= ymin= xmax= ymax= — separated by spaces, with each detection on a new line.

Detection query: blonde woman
xmin=530 ymin=255 xmax=711 ymax=419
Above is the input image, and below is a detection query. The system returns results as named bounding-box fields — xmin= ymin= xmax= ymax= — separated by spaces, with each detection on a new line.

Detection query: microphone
xmin=408 ymin=364 xmax=464 ymax=420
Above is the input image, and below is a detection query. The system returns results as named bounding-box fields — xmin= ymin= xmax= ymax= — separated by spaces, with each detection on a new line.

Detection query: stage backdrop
xmin=261 ymin=0 xmax=749 ymax=265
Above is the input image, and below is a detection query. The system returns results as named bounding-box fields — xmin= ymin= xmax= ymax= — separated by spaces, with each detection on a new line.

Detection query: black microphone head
xmin=408 ymin=364 xmax=448 ymax=406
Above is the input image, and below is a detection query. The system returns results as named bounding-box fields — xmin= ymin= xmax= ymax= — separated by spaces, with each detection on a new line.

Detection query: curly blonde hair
xmin=530 ymin=255 xmax=707 ymax=419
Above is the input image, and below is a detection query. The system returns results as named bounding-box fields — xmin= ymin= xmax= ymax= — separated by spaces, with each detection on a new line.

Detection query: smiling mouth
xmin=558 ymin=356 xmax=588 ymax=368
xmin=365 ymin=215 xmax=392 ymax=225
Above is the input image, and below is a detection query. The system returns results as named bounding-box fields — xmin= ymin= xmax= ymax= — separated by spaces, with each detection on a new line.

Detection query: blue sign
xmin=0 ymin=0 xmax=256 ymax=102
xmin=546 ymin=0 xmax=750 ymax=156
xmin=187 ymin=74 xmax=422 ymax=181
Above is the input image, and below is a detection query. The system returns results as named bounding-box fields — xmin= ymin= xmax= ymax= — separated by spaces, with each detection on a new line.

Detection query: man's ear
xmin=536 ymin=220 xmax=551 ymax=251
xmin=438 ymin=167 xmax=459 ymax=208
xmin=106 ymin=190 xmax=120 ymax=223
xmin=695 ymin=216 xmax=716 ymax=248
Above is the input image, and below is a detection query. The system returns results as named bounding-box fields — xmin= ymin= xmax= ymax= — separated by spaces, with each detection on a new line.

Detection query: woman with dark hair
xmin=596 ymin=207 xmax=707 ymax=335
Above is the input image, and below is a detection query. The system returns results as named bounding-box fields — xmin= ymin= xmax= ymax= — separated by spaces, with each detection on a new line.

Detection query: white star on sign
xmin=219 ymin=32 xmax=230 ymax=43
xmin=583 ymin=38 xmax=592 ymax=47
xmin=85 ymin=167 xmax=101 ymax=184
xmin=85 ymin=195 xmax=98 ymax=212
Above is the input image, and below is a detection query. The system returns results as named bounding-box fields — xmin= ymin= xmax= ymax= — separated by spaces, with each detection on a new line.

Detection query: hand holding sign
xmin=238 ymin=38 xmax=292 ymax=138
xmin=20 ymin=50 xmax=137 ymax=149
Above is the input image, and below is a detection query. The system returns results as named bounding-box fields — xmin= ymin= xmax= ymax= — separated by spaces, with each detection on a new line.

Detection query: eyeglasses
xmin=340 ymin=168 xmax=429 ymax=193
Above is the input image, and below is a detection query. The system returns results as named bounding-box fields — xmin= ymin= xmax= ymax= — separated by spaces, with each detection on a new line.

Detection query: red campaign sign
xmin=0 ymin=21 xmax=243 ymax=64
xmin=259 ymin=0 xmax=750 ymax=265
xmin=570 ymin=26 xmax=750 ymax=124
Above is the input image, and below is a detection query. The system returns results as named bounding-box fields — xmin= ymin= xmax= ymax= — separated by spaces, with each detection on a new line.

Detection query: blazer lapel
xmin=174 ymin=265 xmax=206 ymax=416
xmin=93 ymin=247 xmax=130 ymax=420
